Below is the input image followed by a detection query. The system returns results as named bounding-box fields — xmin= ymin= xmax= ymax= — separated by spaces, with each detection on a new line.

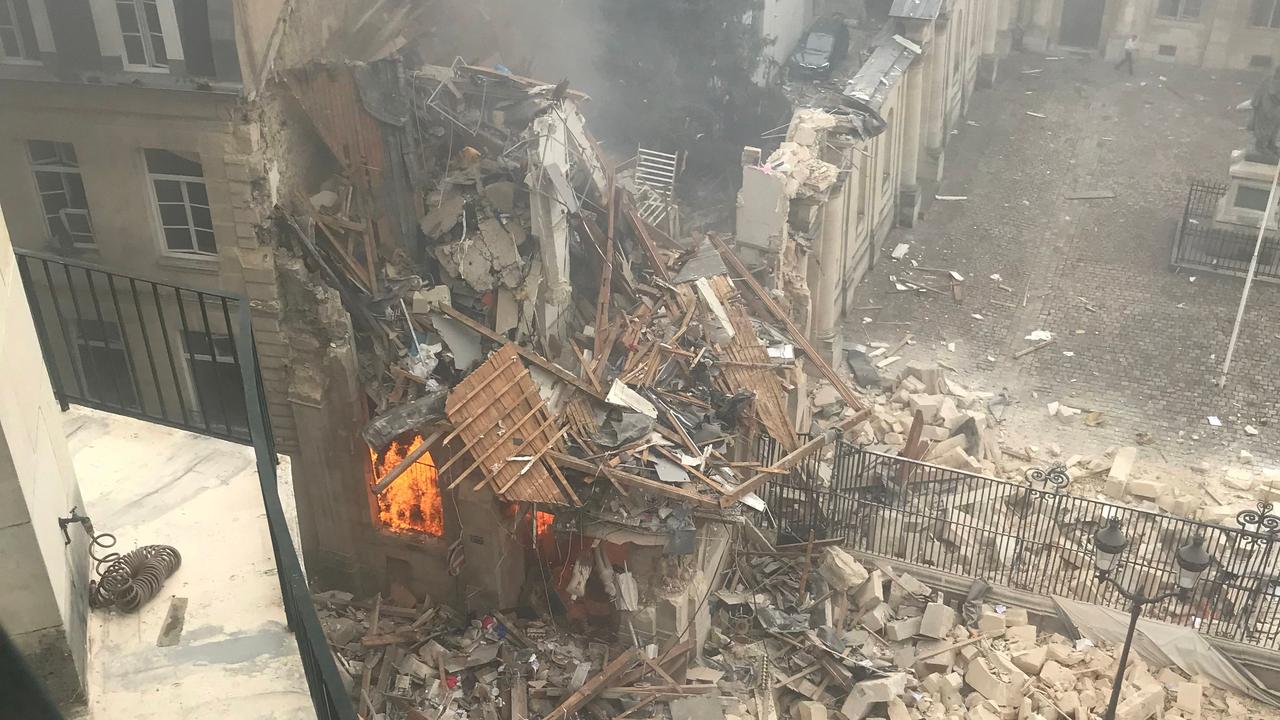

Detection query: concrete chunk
xmin=1011 ymin=646 xmax=1047 ymax=675
xmin=978 ymin=611 xmax=1006 ymax=636
xmin=1105 ymin=447 xmax=1138 ymax=497
xmin=886 ymin=616 xmax=923 ymax=641
xmin=840 ymin=673 xmax=909 ymax=720
xmin=1127 ymin=478 xmax=1167 ymax=499
xmin=920 ymin=602 xmax=957 ymax=639
xmin=1116 ymin=686 xmax=1164 ymax=720
xmin=965 ymin=658 xmax=1013 ymax=707
xmin=1038 ymin=660 xmax=1075 ymax=692
xmin=1005 ymin=624 xmax=1037 ymax=646
xmin=794 ymin=700 xmax=827 ymax=720
xmin=819 ymin=546 xmax=870 ymax=591
xmin=1176 ymin=682 xmax=1202 ymax=718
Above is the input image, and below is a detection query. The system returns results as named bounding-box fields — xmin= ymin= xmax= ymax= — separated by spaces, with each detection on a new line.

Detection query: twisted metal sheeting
xmin=88 ymin=534 xmax=181 ymax=613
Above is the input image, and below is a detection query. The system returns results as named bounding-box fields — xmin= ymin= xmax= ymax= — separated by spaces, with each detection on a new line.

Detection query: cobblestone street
xmin=846 ymin=51 xmax=1279 ymax=471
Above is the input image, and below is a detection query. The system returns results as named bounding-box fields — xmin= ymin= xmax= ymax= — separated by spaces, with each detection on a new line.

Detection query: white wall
xmin=756 ymin=0 xmax=814 ymax=85
xmin=0 ymin=202 xmax=89 ymax=703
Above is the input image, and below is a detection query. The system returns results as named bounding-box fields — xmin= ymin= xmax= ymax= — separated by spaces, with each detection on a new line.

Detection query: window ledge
xmin=1151 ymin=15 xmax=1202 ymax=23
xmin=157 ymin=254 xmax=221 ymax=274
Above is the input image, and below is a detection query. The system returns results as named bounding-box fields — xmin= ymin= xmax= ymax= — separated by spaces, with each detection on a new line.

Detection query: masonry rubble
xmin=314 ymin=546 xmax=1270 ymax=720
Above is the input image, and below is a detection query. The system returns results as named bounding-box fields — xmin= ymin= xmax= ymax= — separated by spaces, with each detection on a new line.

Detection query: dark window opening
xmin=28 ymin=141 xmax=95 ymax=246
xmin=1158 ymin=45 xmax=1177 ymax=57
xmin=1236 ymin=186 xmax=1272 ymax=212
xmin=0 ymin=0 xmax=39 ymax=61
xmin=1250 ymin=55 xmax=1275 ymax=68
xmin=1251 ymin=0 xmax=1280 ymax=28
xmin=182 ymin=330 xmax=247 ymax=433
xmin=174 ymin=0 xmax=215 ymax=77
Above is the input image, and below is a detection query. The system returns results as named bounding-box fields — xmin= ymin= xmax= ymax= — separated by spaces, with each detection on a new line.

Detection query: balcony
xmin=12 ymin=249 xmax=354 ymax=720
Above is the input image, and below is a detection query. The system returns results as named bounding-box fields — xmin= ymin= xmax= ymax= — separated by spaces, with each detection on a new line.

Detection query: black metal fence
xmin=1172 ymin=181 xmax=1280 ymax=281
xmin=758 ymin=438 xmax=1280 ymax=650
xmin=15 ymin=249 xmax=254 ymax=444
xmin=14 ymin=249 xmax=355 ymax=720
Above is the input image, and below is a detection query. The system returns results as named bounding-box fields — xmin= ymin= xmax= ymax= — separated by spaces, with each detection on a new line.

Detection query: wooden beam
xmin=434 ymin=305 xmax=606 ymax=402
xmin=718 ymin=413 xmax=864 ymax=509
xmin=371 ymin=430 xmax=445 ymax=495
xmin=549 ymin=452 xmax=720 ymax=509
xmin=594 ymin=179 xmax=617 ymax=361
xmin=543 ymin=647 xmax=643 ymax=720
xmin=622 ymin=200 xmax=671 ymax=282
xmin=707 ymin=233 xmax=864 ymax=411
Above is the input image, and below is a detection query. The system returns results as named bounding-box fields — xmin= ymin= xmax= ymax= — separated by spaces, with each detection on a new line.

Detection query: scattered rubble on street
xmin=315 ymin=544 xmax=1274 ymax=720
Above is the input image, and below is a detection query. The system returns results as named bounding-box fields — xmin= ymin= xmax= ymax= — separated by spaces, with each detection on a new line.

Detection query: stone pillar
xmin=997 ymin=0 xmax=1016 ymax=53
xmin=898 ymin=57 xmax=925 ymax=227
xmin=978 ymin=0 xmax=1000 ymax=88
xmin=0 ymin=205 xmax=89 ymax=710
xmin=810 ymin=184 xmax=846 ymax=347
xmin=1201 ymin=0 xmax=1242 ymax=68
xmin=924 ymin=25 xmax=947 ymax=183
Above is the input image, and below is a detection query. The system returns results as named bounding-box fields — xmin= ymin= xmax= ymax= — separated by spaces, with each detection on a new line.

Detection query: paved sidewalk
xmin=846 ymin=52 xmax=1279 ymax=469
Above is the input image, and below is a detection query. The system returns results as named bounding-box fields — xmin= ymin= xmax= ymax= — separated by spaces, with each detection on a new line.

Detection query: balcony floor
xmin=64 ymin=406 xmax=314 ymax=720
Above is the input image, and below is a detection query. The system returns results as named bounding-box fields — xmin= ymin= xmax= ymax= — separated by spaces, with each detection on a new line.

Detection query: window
xmin=29 ymin=141 xmax=94 ymax=246
xmin=116 ymin=0 xmax=168 ymax=68
xmin=0 ymin=0 xmax=38 ymax=61
xmin=146 ymin=149 xmax=215 ymax=256
xmin=75 ymin=319 xmax=139 ymax=409
xmin=1251 ymin=0 xmax=1280 ymax=27
xmin=1250 ymin=55 xmax=1275 ymax=68
xmin=182 ymin=331 xmax=247 ymax=432
xmin=1158 ymin=44 xmax=1178 ymax=57
xmin=1156 ymin=0 xmax=1201 ymax=19
xmin=1236 ymin=186 xmax=1272 ymax=212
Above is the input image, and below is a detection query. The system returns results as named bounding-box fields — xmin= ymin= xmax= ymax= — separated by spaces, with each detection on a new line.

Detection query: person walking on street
xmin=1115 ymin=35 xmax=1137 ymax=75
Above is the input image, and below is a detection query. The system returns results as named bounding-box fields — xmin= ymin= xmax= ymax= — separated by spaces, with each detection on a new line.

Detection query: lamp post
xmin=1091 ymin=518 xmax=1212 ymax=720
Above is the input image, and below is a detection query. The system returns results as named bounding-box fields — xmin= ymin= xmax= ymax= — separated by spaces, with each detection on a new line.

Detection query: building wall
xmin=0 ymin=203 xmax=90 ymax=709
xmin=1021 ymin=0 xmax=1280 ymax=69
xmin=756 ymin=0 xmax=816 ymax=84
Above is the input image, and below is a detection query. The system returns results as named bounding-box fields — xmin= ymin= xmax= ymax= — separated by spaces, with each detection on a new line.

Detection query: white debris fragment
xmin=1245 ymin=425 xmax=1259 ymax=436
xmin=892 ymin=243 xmax=910 ymax=259
xmin=1025 ymin=330 xmax=1053 ymax=342
xmin=971 ymin=313 xmax=984 ymax=320
xmin=1207 ymin=416 xmax=1222 ymax=427
xmin=1062 ymin=351 xmax=1075 ymax=357
xmin=1189 ymin=276 xmax=1197 ymax=282
xmin=990 ymin=273 xmax=1003 ymax=282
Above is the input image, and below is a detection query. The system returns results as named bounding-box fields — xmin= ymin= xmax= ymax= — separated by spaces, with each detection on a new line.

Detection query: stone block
xmin=1106 ymin=447 xmax=1138 ymax=496
xmin=819 ymin=546 xmax=870 ymax=591
xmin=1127 ymin=478 xmax=1167 ymax=499
xmin=853 ymin=571 xmax=885 ymax=612
xmin=1003 ymin=607 xmax=1029 ymax=626
xmin=977 ymin=611 xmax=1006 ymax=635
xmin=920 ymin=602 xmax=956 ymax=639
xmin=886 ymin=698 xmax=911 ymax=720
xmin=1012 ymin=646 xmax=1047 ymax=675
xmin=920 ymin=424 xmax=951 ymax=441
xmin=1175 ymin=682 xmax=1202 ymax=718
xmin=886 ymin=616 xmax=922 ymax=641
xmin=795 ymin=700 xmax=827 ymax=720
xmin=1004 ymin=625 xmax=1037 ymax=646
xmin=1116 ymin=687 xmax=1164 ymax=720
xmin=964 ymin=659 xmax=1013 ymax=707
xmin=909 ymin=393 xmax=945 ymax=423
xmin=841 ymin=673 xmax=908 ymax=720
xmin=1038 ymin=660 xmax=1075 ymax=692
xmin=888 ymin=572 xmax=932 ymax=607
xmin=862 ymin=602 xmax=893 ymax=633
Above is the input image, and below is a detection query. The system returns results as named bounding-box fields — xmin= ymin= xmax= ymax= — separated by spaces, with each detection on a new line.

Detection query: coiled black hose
xmin=87 ymin=532 xmax=181 ymax=613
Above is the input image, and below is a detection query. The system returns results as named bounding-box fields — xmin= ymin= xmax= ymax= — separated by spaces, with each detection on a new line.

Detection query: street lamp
xmin=1091 ymin=518 xmax=1212 ymax=720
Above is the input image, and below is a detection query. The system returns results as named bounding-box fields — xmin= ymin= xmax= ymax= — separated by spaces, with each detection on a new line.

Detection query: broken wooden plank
xmin=544 ymin=648 xmax=644 ymax=720
xmin=1013 ymin=339 xmax=1056 ymax=359
xmin=372 ymin=430 xmax=445 ymax=495
xmin=549 ymin=452 xmax=720 ymax=509
xmin=708 ymin=234 xmax=864 ymax=412
xmin=1064 ymin=189 xmax=1116 ymax=200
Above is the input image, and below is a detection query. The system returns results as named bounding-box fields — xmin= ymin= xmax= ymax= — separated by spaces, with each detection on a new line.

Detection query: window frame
xmin=115 ymin=0 xmax=171 ymax=71
xmin=0 ymin=0 xmax=41 ymax=65
xmin=145 ymin=151 xmax=216 ymax=259
xmin=28 ymin=140 xmax=95 ymax=248
xmin=1250 ymin=0 xmax=1280 ymax=27
xmin=1155 ymin=0 xmax=1203 ymax=21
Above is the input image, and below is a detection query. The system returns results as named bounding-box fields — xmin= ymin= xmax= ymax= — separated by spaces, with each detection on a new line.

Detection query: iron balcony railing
xmin=1172 ymin=181 xmax=1280 ymax=281
xmin=758 ymin=437 xmax=1280 ymax=650
xmin=14 ymin=248 xmax=356 ymax=720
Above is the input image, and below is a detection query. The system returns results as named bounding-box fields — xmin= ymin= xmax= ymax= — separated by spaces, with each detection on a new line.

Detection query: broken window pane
xmin=28 ymin=140 xmax=94 ymax=246
xmin=145 ymin=148 xmax=203 ymax=177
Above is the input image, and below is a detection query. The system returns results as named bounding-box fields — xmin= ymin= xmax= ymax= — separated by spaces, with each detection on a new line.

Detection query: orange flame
xmin=370 ymin=434 xmax=445 ymax=537
xmin=535 ymin=511 xmax=555 ymax=535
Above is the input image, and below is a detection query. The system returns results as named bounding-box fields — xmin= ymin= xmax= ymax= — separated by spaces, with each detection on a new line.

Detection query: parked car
xmin=789 ymin=16 xmax=850 ymax=79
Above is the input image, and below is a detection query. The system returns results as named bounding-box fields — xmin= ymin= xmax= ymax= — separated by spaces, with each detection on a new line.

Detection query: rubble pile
xmin=315 ymin=545 xmax=1269 ymax=720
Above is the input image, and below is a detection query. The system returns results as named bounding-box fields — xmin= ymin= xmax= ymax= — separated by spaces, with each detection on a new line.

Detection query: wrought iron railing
xmin=14 ymin=248 xmax=356 ymax=720
xmin=1172 ymin=181 xmax=1280 ymax=281
xmin=758 ymin=437 xmax=1280 ymax=650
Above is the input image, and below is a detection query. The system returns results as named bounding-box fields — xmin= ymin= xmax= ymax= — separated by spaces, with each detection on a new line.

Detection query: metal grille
xmin=1172 ymin=181 xmax=1280 ymax=281
xmin=758 ymin=439 xmax=1280 ymax=650
xmin=634 ymin=146 xmax=678 ymax=227
xmin=14 ymin=248 xmax=354 ymax=719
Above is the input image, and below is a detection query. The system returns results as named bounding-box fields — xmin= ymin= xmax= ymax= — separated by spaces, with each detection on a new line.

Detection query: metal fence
xmin=758 ymin=438 xmax=1280 ymax=650
xmin=15 ymin=249 xmax=255 ymax=444
xmin=14 ymin=248 xmax=355 ymax=720
xmin=1172 ymin=181 xmax=1280 ymax=281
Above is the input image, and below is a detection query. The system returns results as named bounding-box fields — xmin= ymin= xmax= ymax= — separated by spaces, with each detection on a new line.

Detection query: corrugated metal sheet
xmin=889 ymin=0 xmax=946 ymax=20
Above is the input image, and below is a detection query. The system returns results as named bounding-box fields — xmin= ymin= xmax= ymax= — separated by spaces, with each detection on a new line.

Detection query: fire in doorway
xmin=370 ymin=433 xmax=445 ymax=537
